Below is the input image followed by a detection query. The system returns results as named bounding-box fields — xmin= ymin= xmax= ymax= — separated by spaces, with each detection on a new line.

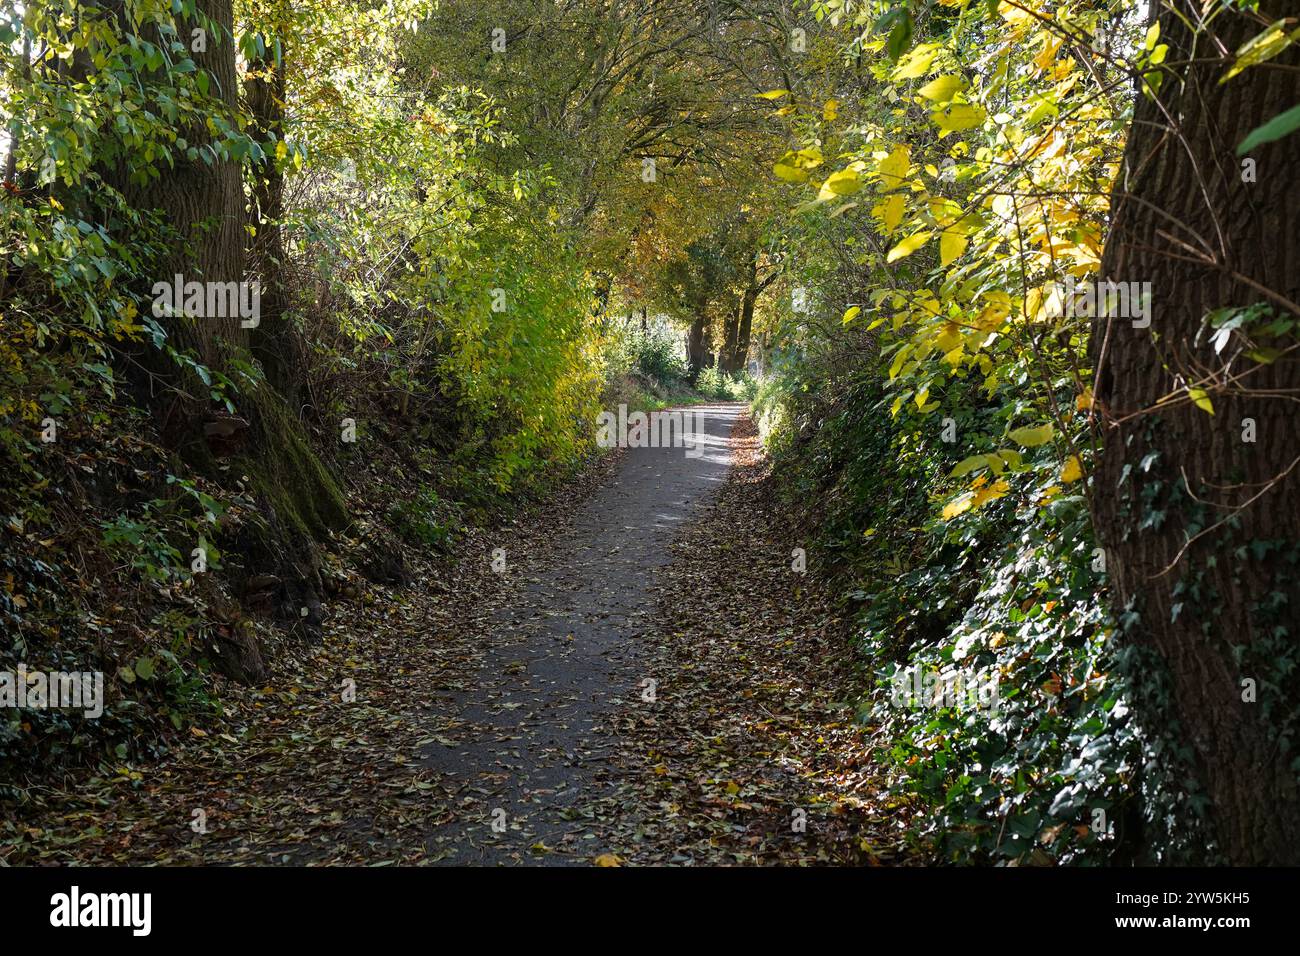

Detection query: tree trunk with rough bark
xmin=1091 ymin=0 xmax=1300 ymax=864
xmin=687 ymin=297 xmax=710 ymax=378
xmin=720 ymin=296 xmax=742 ymax=372
xmin=246 ymin=25 xmax=307 ymax=408
xmin=96 ymin=1 xmax=349 ymax=674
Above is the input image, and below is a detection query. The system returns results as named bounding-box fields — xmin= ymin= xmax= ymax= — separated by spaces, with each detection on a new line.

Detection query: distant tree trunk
xmin=724 ymin=256 xmax=776 ymax=373
xmin=720 ymin=296 xmax=742 ymax=372
xmin=246 ymin=24 xmax=306 ymax=408
xmin=733 ymin=285 xmax=758 ymax=372
xmin=687 ymin=297 xmax=710 ymax=378
xmin=1090 ymin=0 xmax=1300 ymax=864
xmin=594 ymin=272 xmax=613 ymax=330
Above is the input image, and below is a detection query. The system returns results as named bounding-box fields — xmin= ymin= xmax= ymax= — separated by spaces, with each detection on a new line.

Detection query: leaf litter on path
xmin=5 ymin=410 xmax=916 ymax=866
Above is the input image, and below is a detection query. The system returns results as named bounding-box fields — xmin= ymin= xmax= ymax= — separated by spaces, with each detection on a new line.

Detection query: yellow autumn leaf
xmin=997 ymin=1 xmax=1035 ymax=30
xmin=773 ymin=158 xmax=808 ymax=183
xmin=795 ymin=147 xmax=823 ymax=168
xmin=820 ymin=167 xmax=862 ymax=197
xmin=942 ymin=493 xmax=974 ymax=521
xmin=936 ymin=322 xmax=963 ymax=354
xmin=594 ymin=853 xmax=624 ymax=867
xmin=1222 ymin=19 xmax=1300 ymax=83
xmin=773 ymin=147 xmax=823 ymax=183
xmin=927 ymin=196 xmax=963 ymax=226
xmin=880 ymin=193 xmax=906 ymax=233
xmin=971 ymin=478 xmax=1010 ymax=510
xmin=1060 ymin=455 xmax=1083 ymax=483
xmin=1188 ymin=387 xmax=1215 ymax=415
xmin=757 ymin=89 xmax=790 ymax=100
xmin=1023 ymin=285 xmax=1047 ymax=323
xmin=893 ymin=42 xmax=941 ymax=80
xmin=886 ymin=231 xmax=932 ymax=263
xmin=823 ymin=98 xmax=839 ymax=120
xmin=877 ymin=145 xmax=911 ymax=188
xmin=940 ymin=230 xmax=968 ymax=266
xmin=918 ymin=74 xmax=966 ymax=102
xmin=980 ymin=290 xmax=1012 ymax=323
xmin=1033 ymin=33 xmax=1062 ymax=74
xmin=889 ymin=344 xmax=912 ymax=379
xmin=1008 ymin=423 xmax=1055 ymax=447
xmin=932 ymin=103 xmax=986 ymax=136
xmin=1076 ymin=387 xmax=1093 ymax=411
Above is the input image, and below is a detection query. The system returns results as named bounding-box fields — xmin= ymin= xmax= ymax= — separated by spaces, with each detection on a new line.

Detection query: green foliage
xmin=760 ymin=358 xmax=1170 ymax=862
xmin=697 ymin=365 xmax=758 ymax=402
xmin=750 ymin=0 xmax=1219 ymax=862
xmin=388 ymin=487 xmax=464 ymax=552
xmin=621 ymin=325 xmax=690 ymax=384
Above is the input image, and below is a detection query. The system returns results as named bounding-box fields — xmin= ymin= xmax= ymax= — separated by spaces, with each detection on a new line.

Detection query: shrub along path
xmin=6 ymin=407 xmax=912 ymax=865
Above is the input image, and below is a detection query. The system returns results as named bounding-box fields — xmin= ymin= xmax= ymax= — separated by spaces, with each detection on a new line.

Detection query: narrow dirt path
xmin=7 ymin=406 xmax=911 ymax=866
